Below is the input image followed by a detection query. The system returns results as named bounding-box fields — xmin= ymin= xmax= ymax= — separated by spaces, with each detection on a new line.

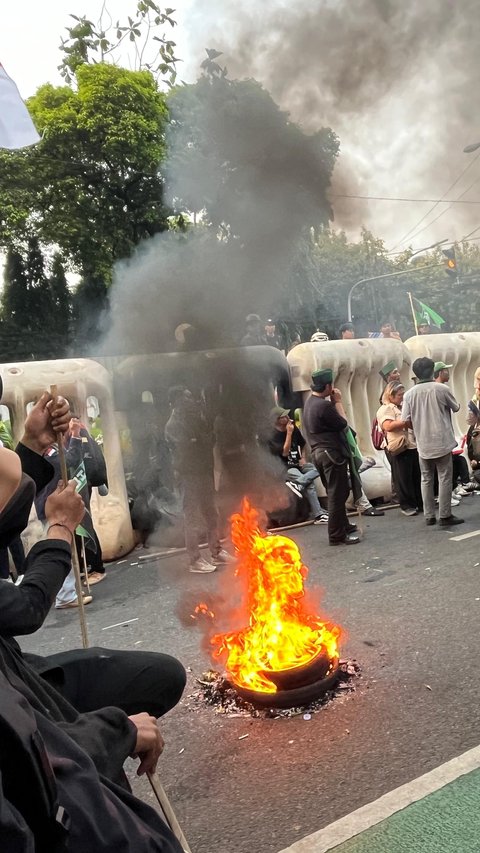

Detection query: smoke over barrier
xmin=180 ymin=0 xmax=480 ymax=243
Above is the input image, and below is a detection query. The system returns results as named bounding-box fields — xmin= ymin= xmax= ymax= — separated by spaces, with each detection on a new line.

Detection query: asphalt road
xmin=21 ymin=495 xmax=480 ymax=853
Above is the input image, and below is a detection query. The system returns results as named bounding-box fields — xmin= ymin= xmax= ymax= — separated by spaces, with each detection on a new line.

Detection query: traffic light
xmin=442 ymin=247 xmax=457 ymax=277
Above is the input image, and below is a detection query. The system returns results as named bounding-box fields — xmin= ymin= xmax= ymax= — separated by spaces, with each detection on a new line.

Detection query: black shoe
xmin=425 ymin=517 xmax=437 ymax=526
xmin=439 ymin=515 xmax=464 ymax=527
xmin=362 ymin=507 xmax=384 ymax=517
xmin=330 ymin=533 xmax=361 ymax=546
xmin=346 ymin=523 xmax=358 ymax=534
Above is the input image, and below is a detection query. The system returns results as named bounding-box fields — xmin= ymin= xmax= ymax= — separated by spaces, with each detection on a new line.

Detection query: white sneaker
xmin=313 ymin=514 xmax=329 ymax=524
xmin=435 ymin=496 xmax=460 ymax=507
xmin=455 ymin=485 xmax=472 ymax=497
xmin=190 ymin=557 xmax=217 ymax=573
xmin=213 ymin=549 xmax=235 ymax=564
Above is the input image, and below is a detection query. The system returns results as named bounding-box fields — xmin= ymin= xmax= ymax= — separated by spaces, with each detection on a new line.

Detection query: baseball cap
xmin=269 ymin=406 xmax=290 ymax=422
xmin=434 ymin=361 xmax=453 ymax=372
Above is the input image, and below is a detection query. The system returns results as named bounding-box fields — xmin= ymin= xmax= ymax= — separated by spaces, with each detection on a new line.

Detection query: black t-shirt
xmin=303 ymin=395 xmax=348 ymax=454
xmin=268 ymin=426 xmax=305 ymax=468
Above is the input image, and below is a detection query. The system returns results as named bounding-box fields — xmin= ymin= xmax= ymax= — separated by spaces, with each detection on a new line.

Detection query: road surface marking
xmin=449 ymin=528 xmax=480 ymax=541
xmin=102 ymin=617 xmax=139 ymax=630
xmin=277 ymin=743 xmax=480 ymax=853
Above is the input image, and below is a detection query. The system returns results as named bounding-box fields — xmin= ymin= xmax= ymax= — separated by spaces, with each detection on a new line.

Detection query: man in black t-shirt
xmin=303 ymin=369 xmax=360 ymax=546
xmin=267 ymin=407 xmax=328 ymax=524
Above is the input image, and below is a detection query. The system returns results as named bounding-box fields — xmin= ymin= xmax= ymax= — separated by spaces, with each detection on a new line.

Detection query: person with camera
xmin=266 ymin=406 xmax=328 ymax=524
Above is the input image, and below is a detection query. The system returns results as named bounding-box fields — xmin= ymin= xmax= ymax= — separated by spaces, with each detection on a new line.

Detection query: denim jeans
xmin=55 ymin=568 xmax=76 ymax=606
xmin=286 ymin=463 xmax=323 ymax=518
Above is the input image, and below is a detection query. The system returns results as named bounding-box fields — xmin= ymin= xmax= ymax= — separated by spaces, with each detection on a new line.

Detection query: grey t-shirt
xmin=402 ymin=381 xmax=460 ymax=459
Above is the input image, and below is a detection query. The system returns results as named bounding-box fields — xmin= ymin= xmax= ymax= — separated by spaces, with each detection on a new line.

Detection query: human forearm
xmin=334 ymin=401 xmax=348 ymax=422
xmin=57 ymin=709 xmax=137 ymax=781
xmin=0 ymin=541 xmax=71 ymax=637
xmin=384 ymin=418 xmax=409 ymax=431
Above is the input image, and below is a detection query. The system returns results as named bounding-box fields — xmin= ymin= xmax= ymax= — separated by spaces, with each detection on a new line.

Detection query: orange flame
xmin=210 ymin=499 xmax=341 ymax=693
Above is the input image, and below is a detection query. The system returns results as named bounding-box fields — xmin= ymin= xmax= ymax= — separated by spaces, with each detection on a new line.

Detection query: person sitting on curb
xmin=266 ymin=407 xmax=328 ymax=525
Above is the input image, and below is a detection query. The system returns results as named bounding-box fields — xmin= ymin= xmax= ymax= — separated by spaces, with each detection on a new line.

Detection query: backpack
xmin=371 ymin=417 xmax=384 ymax=451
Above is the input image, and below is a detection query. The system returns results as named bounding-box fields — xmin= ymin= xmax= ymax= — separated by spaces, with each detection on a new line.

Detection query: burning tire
xmin=234 ymin=657 xmax=340 ymax=709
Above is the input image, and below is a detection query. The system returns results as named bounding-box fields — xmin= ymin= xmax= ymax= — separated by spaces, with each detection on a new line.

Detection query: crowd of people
xmin=238 ymin=315 xmax=424 ymax=351
xmin=375 ymin=357 xmax=480 ymax=527
xmin=3 ymin=335 xmax=480 ymax=847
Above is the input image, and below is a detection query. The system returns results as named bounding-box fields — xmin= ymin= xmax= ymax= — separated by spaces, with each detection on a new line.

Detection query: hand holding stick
xmin=50 ymin=385 xmax=89 ymax=649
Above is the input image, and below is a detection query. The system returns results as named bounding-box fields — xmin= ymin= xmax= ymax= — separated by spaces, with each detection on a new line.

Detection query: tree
xmin=0 ymin=63 xmax=170 ymax=282
xmin=59 ymin=1 xmax=178 ymax=86
xmin=49 ymin=253 xmax=72 ymax=353
xmin=167 ymin=68 xmax=339 ymax=243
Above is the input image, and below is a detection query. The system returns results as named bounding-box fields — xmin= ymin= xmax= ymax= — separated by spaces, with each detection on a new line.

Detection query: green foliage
xmin=167 ymin=69 xmax=339 ymax=241
xmin=59 ymin=1 xmax=178 ymax=86
xmin=0 ymin=241 xmax=72 ymax=361
xmin=0 ymin=63 xmax=170 ymax=281
xmin=275 ymin=233 xmax=480 ymax=340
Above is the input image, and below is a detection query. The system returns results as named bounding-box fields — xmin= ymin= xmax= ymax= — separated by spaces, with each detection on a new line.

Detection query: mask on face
xmin=0 ymin=474 xmax=36 ymax=549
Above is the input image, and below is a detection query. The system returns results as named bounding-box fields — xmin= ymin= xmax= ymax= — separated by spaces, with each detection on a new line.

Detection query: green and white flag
xmin=412 ymin=296 xmax=445 ymax=329
xmin=71 ymin=460 xmax=97 ymax=552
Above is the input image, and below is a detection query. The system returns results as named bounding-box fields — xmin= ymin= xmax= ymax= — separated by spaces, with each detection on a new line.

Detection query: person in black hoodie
xmin=0 ymin=387 xmax=185 ymax=782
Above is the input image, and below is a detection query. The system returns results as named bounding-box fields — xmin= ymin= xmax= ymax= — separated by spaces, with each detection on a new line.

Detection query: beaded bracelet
xmin=47 ymin=523 xmax=74 ymax=539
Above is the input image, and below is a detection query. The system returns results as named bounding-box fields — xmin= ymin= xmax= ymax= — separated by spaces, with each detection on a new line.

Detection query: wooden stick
xmin=146 ymin=771 xmax=192 ymax=853
xmin=50 ymin=385 xmax=89 ymax=649
xmin=81 ymin=536 xmax=91 ymax=594
xmin=407 ymin=291 xmax=420 ymax=336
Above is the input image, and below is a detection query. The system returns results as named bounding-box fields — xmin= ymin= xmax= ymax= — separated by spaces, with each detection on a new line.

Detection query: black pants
xmin=43 ymin=647 xmax=186 ymax=718
xmin=390 ymin=448 xmax=423 ymax=511
xmin=0 ymin=536 xmax=25 ymax=579
xmin=312 ymin=448 xmax=350 ymax=544
xmin=452 ymin=455 xmax=469 ymax=487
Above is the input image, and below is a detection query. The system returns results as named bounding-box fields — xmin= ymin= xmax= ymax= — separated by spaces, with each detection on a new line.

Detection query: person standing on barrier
xmin=402 ymin=357 xmax=463 ymax=528
xmin=303 ymin=369 xmax=360 ymax=546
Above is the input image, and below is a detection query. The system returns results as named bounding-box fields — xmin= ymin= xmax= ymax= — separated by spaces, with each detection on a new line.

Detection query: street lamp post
xmin=347 ymin=238 xmax=449 ymax=322
xmin=347 ymin=263 xmax=443 ymax=322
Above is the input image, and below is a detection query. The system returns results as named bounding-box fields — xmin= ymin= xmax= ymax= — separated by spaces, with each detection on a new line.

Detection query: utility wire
xmin=402 ymin=173 xmax=480 ymax=246
xmin=389 ymin=151 xmax=480 ymax=250
xmin=331 ymin=194 xmax=480 ymax=204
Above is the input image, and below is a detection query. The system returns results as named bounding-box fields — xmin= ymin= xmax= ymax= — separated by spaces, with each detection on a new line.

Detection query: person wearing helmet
xmin=310 ymin=330 xmax=329 ymax=343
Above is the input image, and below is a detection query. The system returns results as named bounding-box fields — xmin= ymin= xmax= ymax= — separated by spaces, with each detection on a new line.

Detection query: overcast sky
xmin=1 ymin=0 xmax=480 ymax=253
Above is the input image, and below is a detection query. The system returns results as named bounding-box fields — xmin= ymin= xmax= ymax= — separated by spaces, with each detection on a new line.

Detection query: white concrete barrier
xmin=404 ymin=332 xmax=480 ymax=436
xmin=0 ymin=358 xmax=134 ymax=559
xmin=288 ymin=335 xmax=479 ymax=502
xmin=288 ymin=339 xmax=414 ymax=499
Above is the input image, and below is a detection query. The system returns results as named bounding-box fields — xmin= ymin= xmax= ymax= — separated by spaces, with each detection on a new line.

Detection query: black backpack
xmin=0 ymin=671 xmax=69 ymax=853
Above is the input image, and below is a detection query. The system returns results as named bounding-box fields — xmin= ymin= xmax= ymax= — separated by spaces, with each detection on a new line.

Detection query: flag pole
xmin=50 ymin=385 xmax=89 ymax=649
xmin=407 ymin=292 xmax=419 ymax=336
xmin=81 ymin=537 xmax=91 ymax=595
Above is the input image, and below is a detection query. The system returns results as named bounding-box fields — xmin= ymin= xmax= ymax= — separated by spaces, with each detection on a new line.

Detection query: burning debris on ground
xmin=191 ymin=499 xmax=353 ymax=711
xmin=191 ymin=660 xmax=361 ymax=719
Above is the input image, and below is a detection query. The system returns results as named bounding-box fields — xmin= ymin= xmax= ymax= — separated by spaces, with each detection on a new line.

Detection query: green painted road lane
xmin=331 ymin=768 xmax=480 ymax=853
